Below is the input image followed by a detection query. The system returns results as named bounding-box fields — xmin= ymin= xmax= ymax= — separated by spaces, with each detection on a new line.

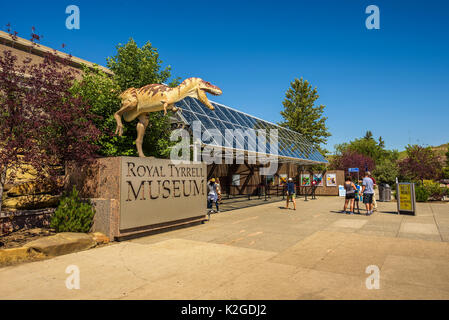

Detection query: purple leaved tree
xmin=329 ymin=150 xmax=376 ymax=177
xmin=0 ymin=46 xmax=101 ymax=212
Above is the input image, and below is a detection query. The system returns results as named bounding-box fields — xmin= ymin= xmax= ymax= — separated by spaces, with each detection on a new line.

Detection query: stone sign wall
xmin=66 ymin=157 xmax=207 ymax=240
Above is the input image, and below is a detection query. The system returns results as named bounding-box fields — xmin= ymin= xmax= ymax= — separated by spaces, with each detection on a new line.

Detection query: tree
xmin=106 ymin=38 xmax=178 ymax=91
xmin=334 ymin=132 xmax=397 ymax=165
xmin=378 ymin=136 xmax=385 ymax=149
xmin=0 ymin=50 xmax=43 ymax=212
xmin=441 ymin=144 xmax=449 ymax=179
xmin=0 ymin=48 xmax=100 ymax=212
xmin=373 ymin=158 xmax=399 ymax=185
xmin=364 ymin=130 xmax=374 ymax=140
xmin=329 ymin=150 xmax=375 ymax=177
xmin=71 ymin=66 xmax=136 ymax=156
xmin=279 ymin=77 xmax=331 ymax=151
xmin=399 ymin=145 xmax=442 ymax=183
xmin=446 ymin=145 xmax=449 ymax=166
xmin=104 ymin=38 xmax=180 ymax=158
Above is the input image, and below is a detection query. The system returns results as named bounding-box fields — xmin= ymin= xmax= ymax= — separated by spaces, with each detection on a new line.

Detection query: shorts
xmin=345 ymin=193 xmax=355 ymax=200
xmin=287 ymin=193 xmax=296 ymax=200
xmin=363 ymin=193 xmax=373 ymax=204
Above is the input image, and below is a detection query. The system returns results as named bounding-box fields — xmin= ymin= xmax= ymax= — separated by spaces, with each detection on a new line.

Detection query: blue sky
xmin=2 ymin=0 xmax=448 ymax=152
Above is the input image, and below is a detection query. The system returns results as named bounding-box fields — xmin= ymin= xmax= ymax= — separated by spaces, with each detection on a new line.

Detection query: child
xmin=354 ymin=180 xmax=362 ymax=214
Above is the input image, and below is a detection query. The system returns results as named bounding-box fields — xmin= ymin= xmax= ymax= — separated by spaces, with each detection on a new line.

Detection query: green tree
xmin=74 ymin=38 xmax=180 ymax=158
xmin=373 ymin=158 xmax=399 ymax=185
xmin=71 ymin=66 xmax=137 ymax=156
xmin=364 ymin=130 xmax=374 ymax=140
xmin=442 ymin=144 xmax=449 ymax=179
xmin=106 ymin=38 xmax=179 ymax=91
xmin=107 ymin=39 xmax=180 ymax=158
xmin=279 ymin=78 xmax=331 ymax=151
xmin=334 ymin=132 xmax=397 ymax=165
xmin=378 ymin=136 xmax=385 ymax=149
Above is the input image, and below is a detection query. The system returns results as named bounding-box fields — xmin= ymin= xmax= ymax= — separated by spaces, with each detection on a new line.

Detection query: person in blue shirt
xmin=285 ymin=177 xmax=296 ymax=210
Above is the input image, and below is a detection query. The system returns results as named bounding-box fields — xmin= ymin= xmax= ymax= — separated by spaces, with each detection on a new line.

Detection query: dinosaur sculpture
xmin=114 ymin=77 xmax=222 ymax=157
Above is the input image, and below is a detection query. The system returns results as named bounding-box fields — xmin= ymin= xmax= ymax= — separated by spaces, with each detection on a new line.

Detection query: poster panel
xmin=313 ymin=173 xmax=323 ymax=186
xmin=326 ymin=173 xmax=337 ymax=187
xmin=398 ymin=183 xmax=414 ymax=211
xmin=279 ymin=174 xmax=288 ymax=184
xmin=301 ymin=173 xmax=311 ymax=186
xmin=338 ymin=185 xmax=346 ymax=197
xmin=232 ymin=174 xmax=240 ymax=186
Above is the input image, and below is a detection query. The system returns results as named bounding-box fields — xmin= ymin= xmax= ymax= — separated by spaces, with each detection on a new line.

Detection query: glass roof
xmin=175 ymin=97 xmax=328 ymax=164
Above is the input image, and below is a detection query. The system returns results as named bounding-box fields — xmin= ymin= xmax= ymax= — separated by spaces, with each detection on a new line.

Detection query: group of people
xmin=343 ymin=171 xmax=378 ymax=215
xmin=207 ymin=178 xmax=222 ymax=214
xmin=207 ymin=173 xmax=378 ymax=216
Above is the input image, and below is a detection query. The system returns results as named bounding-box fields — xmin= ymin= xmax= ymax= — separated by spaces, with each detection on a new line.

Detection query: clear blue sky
xmin=2 ymin=0 xmax=448 ymax=152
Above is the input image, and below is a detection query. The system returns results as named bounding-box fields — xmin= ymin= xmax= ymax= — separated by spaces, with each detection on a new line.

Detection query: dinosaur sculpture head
xmin=198 ymin=79 xmax=222 ymax=96
xmin=185 ymin=78 xmax=222 ymax=111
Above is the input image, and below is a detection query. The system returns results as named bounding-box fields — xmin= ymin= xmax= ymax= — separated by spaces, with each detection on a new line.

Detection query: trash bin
xmin=378 ymin=184 xmax=391 ymax=202
xmin=384 ymin=184 xmax=391 ymax=201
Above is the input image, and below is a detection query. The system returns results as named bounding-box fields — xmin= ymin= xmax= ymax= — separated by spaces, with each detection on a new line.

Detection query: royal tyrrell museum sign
xmin=120 ymin=157 xmax=206 ymax=230
xmin=67 ymin=157 xmax=207 ymax=240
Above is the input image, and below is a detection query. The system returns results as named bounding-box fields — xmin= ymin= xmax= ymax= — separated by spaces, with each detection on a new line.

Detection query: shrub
xmin=423 ymin=180 xmax=447 ymax=201
xmin=50 ymin=186 xmax=95 ymax=233
xmin=415 ymin=185 xmax=429 ymax=202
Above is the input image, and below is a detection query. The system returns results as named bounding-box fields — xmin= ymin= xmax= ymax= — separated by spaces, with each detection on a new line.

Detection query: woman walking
xmin=207 ymin=178 xmax=219 ymax=214
xmin=342 ymin=176 xmax=357 ymax=214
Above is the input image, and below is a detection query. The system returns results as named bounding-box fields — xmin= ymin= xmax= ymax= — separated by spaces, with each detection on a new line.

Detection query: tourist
xmin=215 ymin=177 xmax=222 ymax=204
xmin=342 ymin=175 xmax=356 ymax=214
xmin=354 ymin=180 xmax=361 ymax=214
xmin=285 ymin=177 xmax=296 ymax=210
xmin=368 ymin=172 xmax=378 ymax=211
xmin=361 ymin=171 xmax=375 ymax=215
xmin=207 ymin=178 xmax=219 ymax=213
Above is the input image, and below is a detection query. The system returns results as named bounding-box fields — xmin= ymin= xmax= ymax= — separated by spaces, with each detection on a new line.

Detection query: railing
xmin=220 ymin=184 xmax=318 ymax=201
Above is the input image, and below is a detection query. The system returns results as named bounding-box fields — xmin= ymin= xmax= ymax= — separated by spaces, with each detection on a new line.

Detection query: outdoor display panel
xmin=300 ymin=173 xmax=311 ymax=186
xmin=313 ymin=173 xmax=324 ymax=186
xmin=396 ymin=182 xmax=416 ymax=215
xmin=175 ymin=97 xmax=328 ymax=164
xmin=326 ymin=173 xmax=337 ymax=186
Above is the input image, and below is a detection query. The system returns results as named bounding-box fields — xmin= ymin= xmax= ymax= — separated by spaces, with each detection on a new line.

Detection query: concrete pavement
xmin=1 ymin=197 xmax=449 ymax=299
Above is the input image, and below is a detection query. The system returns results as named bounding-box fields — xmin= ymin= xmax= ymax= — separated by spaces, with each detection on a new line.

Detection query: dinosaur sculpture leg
xmin=114 ymin=99 xmax=137 ymax=136
xmin=162 ymin=102 xmax=179 ymax=115
xmin=136 ymin=113 xmax=149 ymax=157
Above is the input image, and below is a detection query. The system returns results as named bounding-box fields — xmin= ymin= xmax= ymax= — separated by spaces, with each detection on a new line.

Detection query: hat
xmin=210 ymin=178 xmax=215 ymax=182
xmin=288 ymin=177 xmax=293 ymax=181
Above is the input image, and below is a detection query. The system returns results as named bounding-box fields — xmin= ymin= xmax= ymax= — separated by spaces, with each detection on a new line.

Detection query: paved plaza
xmin=1 ymin=196 xmax=449 ymax=299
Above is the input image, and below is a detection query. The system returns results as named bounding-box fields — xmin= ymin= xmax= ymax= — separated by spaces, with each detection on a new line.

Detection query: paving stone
xmin=399 ymin=222 xmax=439 ymax=235
xmin=330 ymin=219 xmax=369 ymax=229
xmin=381 ymin=255 xmax=449 ymax=291
xmin=397 ymin=232 xmax=442 ymax=242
